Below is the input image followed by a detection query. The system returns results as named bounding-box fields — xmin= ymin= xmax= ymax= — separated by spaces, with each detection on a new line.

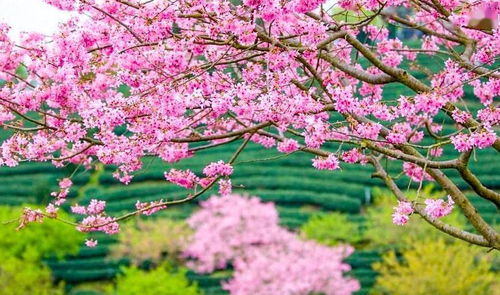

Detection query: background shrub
xmin=371 ymin=239 xmax=498 ymax=295
xmin=0 ymin=205 xmax=84 ymax=261
xmin=300 ymin=212 xmax=363 ymax=246
xmin=106 ymin=264 xmax=200 ymax=295
xmin=0 ymin=256 xmax=64 ymax=295
xmin=110 ymin=218 xmax=192 ymax=266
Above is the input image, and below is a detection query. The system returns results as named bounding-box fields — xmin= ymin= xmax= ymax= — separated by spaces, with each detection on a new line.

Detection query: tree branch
xmin=457 ymin=150 xmax=500 ymax=208
xmin=370 ymin=156 xmax=495 ymax=248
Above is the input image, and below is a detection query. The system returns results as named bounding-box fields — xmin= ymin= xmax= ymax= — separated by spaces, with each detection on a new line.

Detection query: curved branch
xmin=457 ymin=151 xmax=500 ymax=208
xmin=364 ymin=140 xmax=458 ymax=169
xmin=380 ymin=12 xmax=464 ymax=44
xmin=395 ymin=145 xmax=500 ymax=247
xmin=370 ymin=156 xmax=494 ymax=248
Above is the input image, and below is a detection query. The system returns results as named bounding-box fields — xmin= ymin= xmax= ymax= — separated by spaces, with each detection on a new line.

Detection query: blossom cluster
xmin=403 ymin=162 xmax=433 ymax=182
xmin=135 ymin=200 xmax=167 ymax=216
xmin=424 ymin=196 xmax=455 ymax=219
xmin=18 ymin=207 xmax=44 ymax=229
xmin=451 ymin=128 xmax=497 ymax=152
xmin=312 ymin=154 xmax=340 ymax=170
xmin=185 ymin=195 xmax=360 ymax=295
xmin=392 ymin=201 xmax=414 ymax=225
xmin=165 ymin=161 xmax=234 ymax=195
xmin=202 ymin=161 xmax=234 ymax=177
xmin=392 ymin=196 xmax=455 ymax=225
xmin=71 ymin=199 xmax=120 ymax=238
xmin=165 ymin=169 xmax=199 ymax=189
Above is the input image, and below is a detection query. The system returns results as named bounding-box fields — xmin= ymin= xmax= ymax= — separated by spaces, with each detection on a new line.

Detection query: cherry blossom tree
xmin=0 ymin=0 xmax=498 ymax=249
xmin=184 ymin=194 xmax=360 ymax=295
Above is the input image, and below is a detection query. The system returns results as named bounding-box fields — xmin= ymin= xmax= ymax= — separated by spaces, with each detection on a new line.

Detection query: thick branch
xmin=457 ymin=151 xmax=500 ymax=208
xmin=394 ymin=146 xmax=500 ymax=247
xmin=370 ymin=156 xmax=494 ymax=248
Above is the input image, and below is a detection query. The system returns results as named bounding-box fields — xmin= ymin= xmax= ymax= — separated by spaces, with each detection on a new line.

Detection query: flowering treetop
xmin=0 ymin=0 xmax=499 ymax=249
xmin=185 ymin=194 xmax=360 ymax=295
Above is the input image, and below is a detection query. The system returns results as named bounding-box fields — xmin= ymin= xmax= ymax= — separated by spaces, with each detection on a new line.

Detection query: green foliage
xmin=34 ymin=178 xmax=55 ymax=204
xmin=107 ymin=264 xmax=201 ymax=295
xmin=0 ymin=205 xmax=85 ymax=261
xmin=300 ymin=212 xmax=363 ymax=246
xmin=117 ymin=84 xmax=131 ymax=97
xmin=362 ymin=187 xmax=466 ymax=250
xmin=329 ymin=7 xmax=383 ymax=27
xmin=67 ymin=281 xmax=112 ymax=295
xmin=0 ymin=256 xmax=64 ymax=295
xmin=371 ymin=239 xmax=498 ymax=295
xmin=110 ymin=218 xmax=192 ymax=266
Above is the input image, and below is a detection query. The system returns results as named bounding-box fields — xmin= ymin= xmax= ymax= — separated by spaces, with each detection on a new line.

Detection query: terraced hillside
xmin=1 ymin=47 xmax=498 ymax=295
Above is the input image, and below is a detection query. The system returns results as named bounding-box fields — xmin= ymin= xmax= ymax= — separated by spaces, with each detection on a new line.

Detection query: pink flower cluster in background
xmin=185 ymin=195 xmax=360 ymax=295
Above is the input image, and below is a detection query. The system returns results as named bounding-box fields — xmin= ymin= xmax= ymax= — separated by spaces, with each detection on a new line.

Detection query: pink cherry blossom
xmin=71 ymin=204 xmax=87 ymax=215
xmin=165 ymin=169 xmax=199 ymax=189
xmin=452 ymin=109 xmax=472 ymax=124
xmin=86 ymin=199 xmax=106 ymax=215
xmin=85 ymin=239 xmax=98 ymax=248
xmin=18 ymin=208 xmax=44 ymax=229
xmin=45 ymin=203 xmax=59 ymax=217
xmin=430 ymin=147 xmax=443 ymax=157
xmin=312 ymin=154 xmax=340 ymax=170
xmin=58 ymin=178 xmax=73 ymax=189
xmin=135 ymin=200 xmax=167 ymax=216
xmin=451 ymin=133 xmax=473 ymax=152
xmin=392 ymin=212 xmax=410 ymax=226
xmin=424 ymin=196 xmax=455 ymax=219
xmin=277 ymin=138 xmax=300 ymax=153
xmin=78 ymin=216 xmax=120 ymax=235
xmin=470 ymin=128 xmax=497 ymax=149
xmin=387 ymin=123 xmax=412 ymax=144
xmin=395 ymin=201 xmax=414 ymax=215
xmin=403 ymin=162 xmax=433 ymax=182
xmin=203 ymin=161 xmax=234 ymax=177
xmin=218 ymin=179 xmax=232 ymax=196
xmin=341 ymin=149 xmax=364 ymax=164
xmin=391 ymin=201 xmax=414 ymax=226
xmin=185 ymin=195 xmax=360 ymax=295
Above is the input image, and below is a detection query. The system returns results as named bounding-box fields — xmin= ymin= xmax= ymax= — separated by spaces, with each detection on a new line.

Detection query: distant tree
xmin=110 ymin=218 xmax=192 ymax=266
xmin=185 ymin=194 xmax=360 ymax=295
